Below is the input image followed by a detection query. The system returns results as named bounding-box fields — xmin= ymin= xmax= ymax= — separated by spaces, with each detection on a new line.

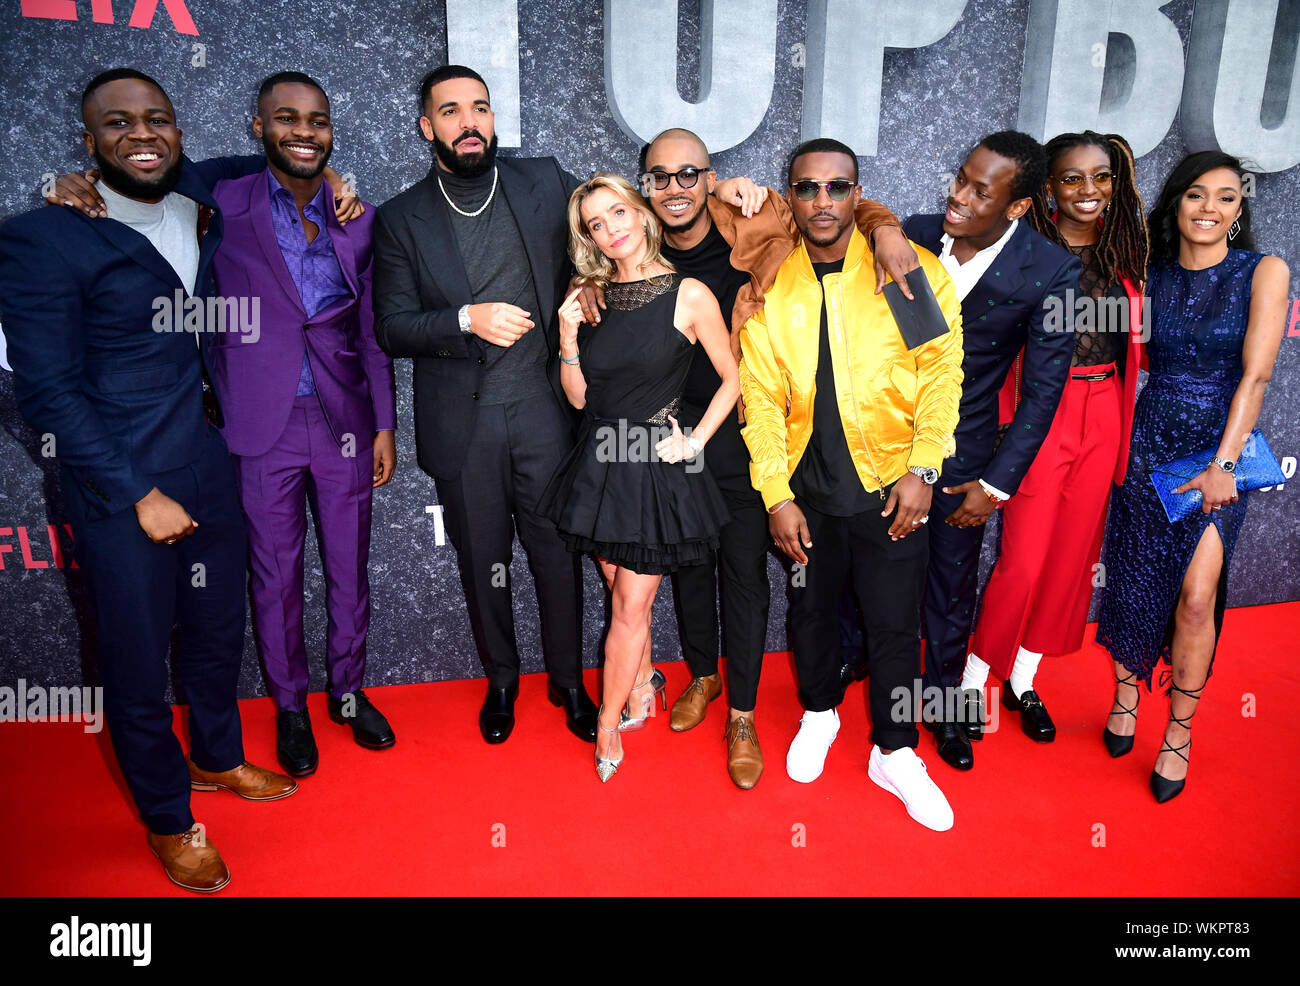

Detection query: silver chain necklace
xmin=438 ymin=166 xmax=499 ymax=218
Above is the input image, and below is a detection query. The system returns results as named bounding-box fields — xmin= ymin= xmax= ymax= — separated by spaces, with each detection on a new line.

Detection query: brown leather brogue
xmin=725 ymin=714 xmax=763 ymax=789
xmin=669 ymin=673 xmax=721 ymax=732
xmin=188 ymin=760 xmax=298 ymax=801
xmin=147 ymin=825 xmax=231 ymax=893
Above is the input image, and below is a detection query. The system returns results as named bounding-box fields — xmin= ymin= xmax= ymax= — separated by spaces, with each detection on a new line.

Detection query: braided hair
xmin=1028 ymin=131 xmax=1149 ymax=288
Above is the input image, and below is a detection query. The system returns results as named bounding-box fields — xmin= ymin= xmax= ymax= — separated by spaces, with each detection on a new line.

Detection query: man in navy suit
xmin=0 ymin=69 xmax=296 ymax=893
xmin=903 ymin=131 xmax=1079 ymax=772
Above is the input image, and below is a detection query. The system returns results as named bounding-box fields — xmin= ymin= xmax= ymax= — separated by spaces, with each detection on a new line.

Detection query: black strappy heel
xmin=1150 ymin=681 xmax=1204 ymax=803
xmin=1103 ymin=669 xmax=1140 ymax=758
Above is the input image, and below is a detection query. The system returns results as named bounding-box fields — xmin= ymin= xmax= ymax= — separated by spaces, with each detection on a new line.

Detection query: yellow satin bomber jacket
xmin=738 ymin=226 xmax=964 ymax=510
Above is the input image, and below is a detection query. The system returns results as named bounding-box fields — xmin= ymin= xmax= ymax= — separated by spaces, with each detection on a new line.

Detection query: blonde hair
xmin=567 ymin=172 xmax=674 ymax=289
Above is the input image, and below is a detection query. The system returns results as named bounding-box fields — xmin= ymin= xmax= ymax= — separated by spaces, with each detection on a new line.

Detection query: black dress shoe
xmin=547 ymin=681 xmax=597 ymax=743
xmin=925 ymin=719 xmax=974 ymax=771
xmin=961 ymin=688 xmax=985 ymax=742
xmin=328 ymin=689 xmax=396 ymax=749
xmin=1001 ymin=686 xmax=1056 ymax=742
xmin=276 ymin=708 xmax=319 ymax=777
xmin=838 ymin=659 xmax=869 ymax=694
xmin=479 ymin=682 xmax=519 ymax=744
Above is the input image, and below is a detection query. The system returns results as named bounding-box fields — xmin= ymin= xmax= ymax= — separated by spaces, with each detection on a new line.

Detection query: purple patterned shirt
xmin=267 ymin=170 xmax=351 ymax=396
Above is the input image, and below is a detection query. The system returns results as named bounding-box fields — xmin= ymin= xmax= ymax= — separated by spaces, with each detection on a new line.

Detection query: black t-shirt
xmin=661 ymin=223 xmax=752 ymax=490
xmin=790 ymin=259 xmax=875 ymax=517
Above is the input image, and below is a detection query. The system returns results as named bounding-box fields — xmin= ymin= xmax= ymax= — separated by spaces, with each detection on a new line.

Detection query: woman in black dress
xmin=541 ymin=173 xmax=739 ymax=782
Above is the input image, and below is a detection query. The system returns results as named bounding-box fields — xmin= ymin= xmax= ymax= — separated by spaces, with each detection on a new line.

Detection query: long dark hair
xmin=1147 ymin=150 xmax=1255 ymax=268
xmin=1028 ymin=130 xmax=1148 ymax=288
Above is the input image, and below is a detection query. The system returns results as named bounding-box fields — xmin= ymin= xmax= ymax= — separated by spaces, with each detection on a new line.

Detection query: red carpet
xmin=3 ymin=602 xmax=1297 ymax=896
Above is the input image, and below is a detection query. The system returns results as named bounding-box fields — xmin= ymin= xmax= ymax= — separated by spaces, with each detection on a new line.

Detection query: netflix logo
xmin=0 ymin=525 xmax=77 ymax=570
xmin=19 ymin=0 xmax=198 ymax=36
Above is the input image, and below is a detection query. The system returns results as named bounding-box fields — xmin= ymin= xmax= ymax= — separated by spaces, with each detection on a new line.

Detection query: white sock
xmin=960 ymin=653 xmax=990 ymax=692
xmin=1008 ymin=647 xmax=1043 ymax=698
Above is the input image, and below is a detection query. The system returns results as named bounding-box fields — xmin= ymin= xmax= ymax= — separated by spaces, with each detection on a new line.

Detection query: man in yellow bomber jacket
xmin=739 ymin=138 xmax=964 ymax=832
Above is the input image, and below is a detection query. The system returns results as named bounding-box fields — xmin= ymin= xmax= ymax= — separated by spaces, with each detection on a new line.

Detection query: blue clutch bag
xmin=1149 ymin=429 xmax=1285 ymax=523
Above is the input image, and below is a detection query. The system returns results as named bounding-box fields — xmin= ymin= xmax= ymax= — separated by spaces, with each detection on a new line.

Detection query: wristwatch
xmin=1211 ymin=456 xmax=1237 ymax=474
xmin=457 ymin=304 xmax=472 ymax=335
xmin=908 ymin=466 xmax=939 ymax=485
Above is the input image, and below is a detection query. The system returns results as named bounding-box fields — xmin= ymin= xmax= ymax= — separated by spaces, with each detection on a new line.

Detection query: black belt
xmin=1071 ymin=368 xmax=1116 ymax=382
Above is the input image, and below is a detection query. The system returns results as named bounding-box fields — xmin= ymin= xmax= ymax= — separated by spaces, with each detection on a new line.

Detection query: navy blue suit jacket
xmin=0 ymin=155 xmax=260 ymax=520
xmin=903 ymin=215 xmax=1079 ymax=495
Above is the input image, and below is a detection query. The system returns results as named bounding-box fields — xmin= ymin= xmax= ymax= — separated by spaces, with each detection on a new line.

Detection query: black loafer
xmin=479 ymin=682 xmax=518 ymax=744
xmin=547 ymin=681 xmax=597 ymax=742
xmin=328 ymin=689 xmax=396 ymax=749
xmin=961 ymin=688 xmax=985 ymax=741
xmin=925 ymin=718 xmax=974 ymax=771
xmin=276 ymin=708 xmax=319 ymax=777
xmin=1002 ymin=686 xmax=1056 ymax=742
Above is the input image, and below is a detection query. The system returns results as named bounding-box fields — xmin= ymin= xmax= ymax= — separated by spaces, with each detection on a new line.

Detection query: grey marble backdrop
xmin=0 ymin=0 xmax=1296 ymax=700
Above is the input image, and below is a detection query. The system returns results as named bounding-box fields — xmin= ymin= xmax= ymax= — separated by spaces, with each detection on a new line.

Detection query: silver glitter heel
xmin=595 ymin=708 xmax=624 ymax=783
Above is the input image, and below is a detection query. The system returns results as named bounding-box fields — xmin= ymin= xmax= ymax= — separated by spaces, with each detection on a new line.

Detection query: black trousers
xmin=434 ymin=396 xmax=583 ymax=689
xmin=789 ymin=497 xmax=926 ymax=751
xmin=670 ymin=411 xmax=769 ymax=711
xmin=65 ymin=427 xmax=247 ymax=836
xmin=920 ymin=482 xmax=987 ymax=694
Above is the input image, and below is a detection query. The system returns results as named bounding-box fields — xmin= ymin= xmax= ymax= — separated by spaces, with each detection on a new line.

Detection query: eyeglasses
xmin=1053 ymin=171 xmax=1114 ymax=188
xmin=640 ymin=167 xmax=705 ymax=193
xmin=790 ymin=179 xmax=855 ymax=201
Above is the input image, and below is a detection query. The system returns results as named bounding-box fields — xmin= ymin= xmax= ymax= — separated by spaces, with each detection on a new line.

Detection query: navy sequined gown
xmin=1097 ymin=249 xmax=1264 ymax=687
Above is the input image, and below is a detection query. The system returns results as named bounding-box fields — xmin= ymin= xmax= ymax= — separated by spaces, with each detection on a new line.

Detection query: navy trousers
xmin=65 ymin=427 xmax=247 ymax=835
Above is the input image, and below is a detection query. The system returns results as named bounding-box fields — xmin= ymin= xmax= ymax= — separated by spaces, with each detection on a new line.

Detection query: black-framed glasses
xmin=1053 ymin=171 xmax=1114 ymax=188
xmin=640 ymin=167 xmax=705 ymax=193
xmin=790 ymin=179 xmax=855 ymax=201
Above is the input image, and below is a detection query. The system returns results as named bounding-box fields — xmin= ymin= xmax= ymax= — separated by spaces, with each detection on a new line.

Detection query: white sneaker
xmin=786 ymin=709 xmax=840 ymax=783
xmin=868 ymin=745 xmax=954 ymax=832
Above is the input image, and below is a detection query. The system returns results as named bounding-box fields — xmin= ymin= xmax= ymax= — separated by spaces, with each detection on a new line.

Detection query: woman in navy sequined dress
xmin=1097 ymin=151 xmax=1289 ymax=802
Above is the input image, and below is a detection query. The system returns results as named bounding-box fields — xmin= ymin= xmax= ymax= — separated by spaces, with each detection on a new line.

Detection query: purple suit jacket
xmin=209 ymin=170 xmax=396 ymax=458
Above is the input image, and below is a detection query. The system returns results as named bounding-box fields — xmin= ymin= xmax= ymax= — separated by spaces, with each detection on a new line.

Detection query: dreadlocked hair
xmin=1028 ymin=131 xmax=1149 ymax=290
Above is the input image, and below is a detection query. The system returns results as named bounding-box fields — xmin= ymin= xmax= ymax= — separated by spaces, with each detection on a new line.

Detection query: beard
xmin=433 ymin=129 xmax=498 ymax=179
xmin=92 ymin=146 xmax=182 ymax=201
xmin=801 ymin=213 xmax=851 ymax=248
xmin=657 ymin=197 xmax=709 ymax=235
xmin=263 ymin=134 xmax=333 ymax=179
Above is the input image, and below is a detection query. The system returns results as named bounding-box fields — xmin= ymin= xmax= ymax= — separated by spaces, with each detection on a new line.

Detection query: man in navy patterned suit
xmin=903 ymin=131 xmax=1079 ymax=772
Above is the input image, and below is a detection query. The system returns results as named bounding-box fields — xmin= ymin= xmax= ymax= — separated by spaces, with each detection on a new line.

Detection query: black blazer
xmin=373 ymin=156 xmax=580 ymax=480
xmin=0 ymin=155 xmax=259 ymax=519
xmin=903 ymin=215 xmax=1079 ymax=495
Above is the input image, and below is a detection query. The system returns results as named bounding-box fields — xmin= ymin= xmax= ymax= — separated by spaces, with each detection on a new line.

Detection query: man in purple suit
xmin=208 ymin=72 xmax=398 ymax=776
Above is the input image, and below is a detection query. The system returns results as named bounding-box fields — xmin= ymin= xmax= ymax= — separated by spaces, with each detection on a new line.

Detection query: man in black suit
xmin=902 ymin=131 xmax=1079 ymax=772
xmin=373 ymin=65 xmax=595 ymax=744
xmin=0 ymin=69 xmax=296 ymax=893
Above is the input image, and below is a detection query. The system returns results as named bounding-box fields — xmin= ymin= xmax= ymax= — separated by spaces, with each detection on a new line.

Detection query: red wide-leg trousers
xmin=972 ymin=365 xmax=1122 ymax=680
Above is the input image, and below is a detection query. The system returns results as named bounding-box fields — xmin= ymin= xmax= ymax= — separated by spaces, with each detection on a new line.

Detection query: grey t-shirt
xmin=98 ymin=179 xmax=200 ymax=296
xmin=438 ymin=167 xmax=550 ymax=403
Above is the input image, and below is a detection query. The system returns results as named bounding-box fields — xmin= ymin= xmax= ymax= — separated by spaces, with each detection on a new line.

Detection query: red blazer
xmin=998 ymin=273 xmax=1144 ymax=485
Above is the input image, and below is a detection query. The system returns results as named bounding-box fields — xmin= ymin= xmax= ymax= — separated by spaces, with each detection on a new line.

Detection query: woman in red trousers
xmin=958 ymin=131 xmax=1149 ymax=743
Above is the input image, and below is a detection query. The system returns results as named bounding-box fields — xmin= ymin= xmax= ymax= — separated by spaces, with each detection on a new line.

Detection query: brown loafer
xmin=147 ymin=825 xmax=230 ymax=893
xmin=189 ymin=759 xmax=298 ymax=801
xmin=670 ymin=673 xmax=721 ymax=732
xmin=725 ymin=714 xmax=763 ymax=789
